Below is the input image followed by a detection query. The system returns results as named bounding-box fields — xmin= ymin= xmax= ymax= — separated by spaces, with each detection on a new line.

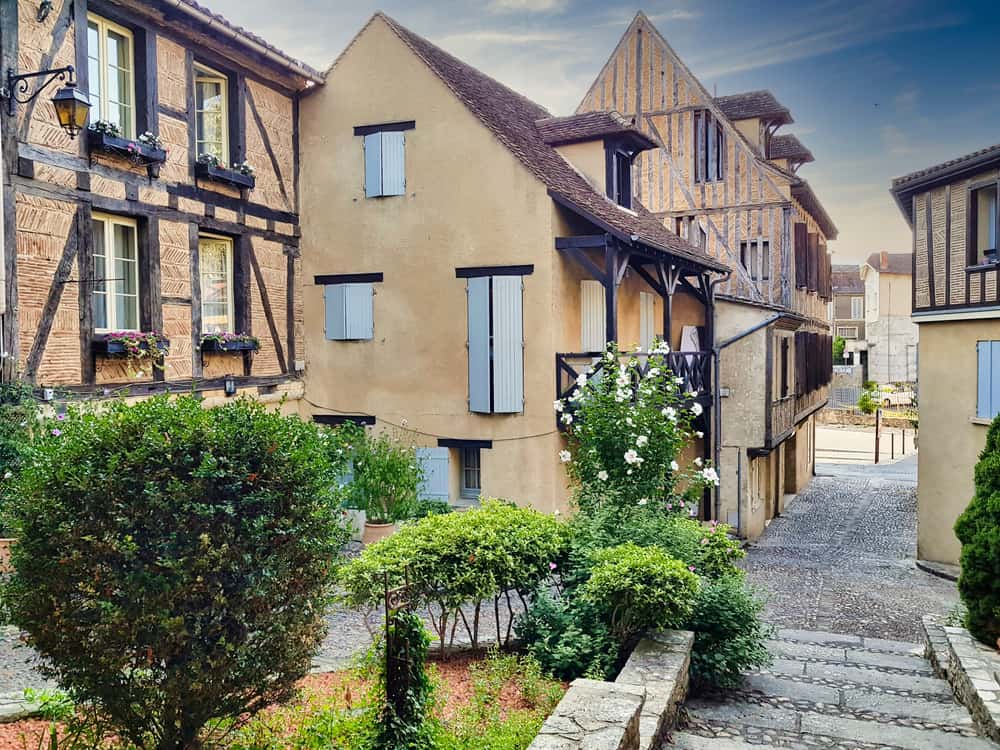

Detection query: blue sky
xmin=209 ymin=0 xmax=1000 ymax=264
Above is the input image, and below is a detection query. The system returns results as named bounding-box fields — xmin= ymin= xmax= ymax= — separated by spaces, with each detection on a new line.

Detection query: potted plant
xmin=194 ymin=153 xmax=256 ymax=190
xmin=348 ymin=429 xmax=423 ymax=544
xmin=200 ymin=332 xmax=260 ymax=353
xmin=93 ymin=331 xmax=169 ymax=378
xmin=87 ymin=121 xmax=167 ymax=178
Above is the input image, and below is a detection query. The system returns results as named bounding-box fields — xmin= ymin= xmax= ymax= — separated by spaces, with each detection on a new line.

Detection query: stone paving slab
xmin=796 ymin=662 xmax=951 ymax=695
xmin=740 ymin=673 xmax=840 ymax=705
xmin=799 ymin=712 xmax=995 ymax=750
xmin=840 ymin=689 xmax=974 ymax=724
xmin=767 ymin=640 xmax=932 ymax=674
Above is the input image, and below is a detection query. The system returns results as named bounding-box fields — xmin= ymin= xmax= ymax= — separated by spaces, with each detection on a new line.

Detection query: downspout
xmin=0 ymin=107 xmax=7 ymax=377
xmin=713 ymin=310 xmax=786 ymax=531
xmin=704 ymin=272 xmax=729 ymax=521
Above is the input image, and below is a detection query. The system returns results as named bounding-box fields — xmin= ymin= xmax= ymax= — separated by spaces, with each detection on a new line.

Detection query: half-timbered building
xmin=891 ymin=141 xmax=1000 ymax=564
xmin=0 ymin=0 xmax=314 ymax=410
xmin=576 ymin=12 xmax=836 ymax=538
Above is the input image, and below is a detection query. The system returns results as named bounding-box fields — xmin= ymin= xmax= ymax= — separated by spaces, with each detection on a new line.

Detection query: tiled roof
xmin=174 ymin=0 xmax=323 ymax=82
xmin=714 ymin=90 xmax=792 ymax=125
xmin=831 ymin=265 xmax=863 ymax=294
xmin=791 ymin=180 xmax=838 ymax=240
xmin=892 ymin=142 xmax=1000 ymax=189
xmin=769 ymin=134 xmax=814 ymax=163
xmin=535 ymin=111 xmax=657 ymax=150
xmin=378 ymin=14 xmax=726 ymax=272
xmin=865 ymin=252 xmax=912 ymax=276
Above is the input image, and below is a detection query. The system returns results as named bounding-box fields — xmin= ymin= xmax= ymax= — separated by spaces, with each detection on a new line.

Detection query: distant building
xmin=859 ymin=252 xmax=918 ymax=384
xmin=890 ymin=142 xmax=1000 ymax=564
xmin=831 ymin=264 xmax=865 ymax=367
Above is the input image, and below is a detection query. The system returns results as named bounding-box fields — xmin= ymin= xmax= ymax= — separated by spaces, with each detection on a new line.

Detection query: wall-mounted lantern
xmin=2 ymin=65 xmax=90 ymax=138
xmin=224 ymin=375 xmax=237 ymax=397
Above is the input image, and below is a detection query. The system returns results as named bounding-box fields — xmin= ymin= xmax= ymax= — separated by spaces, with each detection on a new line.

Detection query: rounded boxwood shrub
xmin=955 ymin=418 xmax=1000 ymax=644
xmin=4 ymin=396 xmax=346 ymax=750
xmin=580 ymin=543 xmax=699 ymax=643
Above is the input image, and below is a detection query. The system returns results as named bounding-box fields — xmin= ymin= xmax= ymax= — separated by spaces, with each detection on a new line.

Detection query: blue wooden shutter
xmin=979 ymin=341 xmax=1000 ymax=419
xmin=581 ymin=280 xmax=606 ymax=353
xmin=416 ymin=447 xmax=450 ymax=501
xmin=491 ymin=275 xmax=524 ymax=413
xmin=364 ymin=132 xmax=382 ymax=197
xmin=468 ymin=277 xmax=491 ymax=413
xmin=380 ymin=132 xmax=406 ymax=196
xmin=324 ymin=284 xmax=347 ymax=340
xmin=639 ymin=291 xmax=654 ymax=352
xmin=344 ymin=283 xmax=374 ymax=340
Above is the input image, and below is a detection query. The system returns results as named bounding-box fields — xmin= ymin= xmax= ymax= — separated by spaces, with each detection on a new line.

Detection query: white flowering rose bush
xmin=556 ymin=342 xmax=717 ymax=512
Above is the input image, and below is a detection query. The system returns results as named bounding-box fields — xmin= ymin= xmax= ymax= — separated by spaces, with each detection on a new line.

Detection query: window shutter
xmin=491 ymin=275 xmax=524 ymax=413
xmin=364 ymin=132 xmax=382 ymax=198
xmin=324 ymin=284 xmax=347 ymax=340
xmin=639 ymin=291 xmax=655 ymax=352
xmin=580 ymin=280 xmax=606 ymax=353
xmin=380 ymin=131 xmax=406 ymax=196
xmin=707 ymin=117 xmax=717 ymax=182
xmin=978 ymin=342 xmax=1000 ymax=419
xmin=794 ymin=223 xmax=808 ymax=288
xmin=467 ymin=277 xmax=491 ymax=413
xmin=416 ymin=447 xmax=450 ymax=501
xmin=807 ymin=233 xmax=819 ymax=293
xmin=344 ymin=283 xmax=374 ymax=340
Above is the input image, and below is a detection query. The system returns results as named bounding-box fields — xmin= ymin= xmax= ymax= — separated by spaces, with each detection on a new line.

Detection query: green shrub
xmin=956 ymin=418 xmax=1000 ymax=644
xmin=375 ymin=611 xmax=434 ymax=750
xmin=581 ymin=543 xmax=699 ymax=643
xmin=857 ymin=389 xmax=877 ymax=415
xmin=514 ymin=589 xmax=617 ymax=681
xmin=0 ymin=381 xmax=37 ymax=535
xmin=4 ymin=396 xmax=347 ymax=750
xmin=684 ymin=575 xmax=772 ymax=689
xmin=348 ymin=429 xmax=424 ymax=523
xmin=338 ymin=500 xmax=568 ymax=650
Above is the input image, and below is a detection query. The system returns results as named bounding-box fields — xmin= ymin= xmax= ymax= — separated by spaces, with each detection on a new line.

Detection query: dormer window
xmin=609 ymin=148 xmax=632 ymax=209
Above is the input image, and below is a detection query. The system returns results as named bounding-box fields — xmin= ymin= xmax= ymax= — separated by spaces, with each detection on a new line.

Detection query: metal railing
xmin=555 ymin=351 xmax=712 ymax=405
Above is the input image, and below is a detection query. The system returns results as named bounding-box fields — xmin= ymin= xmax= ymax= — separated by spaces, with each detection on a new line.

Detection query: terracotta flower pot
xmin=362 ymin=522 xmax=396 ymax=545
xmin=0 ymin=538 xmax=16 ymax=574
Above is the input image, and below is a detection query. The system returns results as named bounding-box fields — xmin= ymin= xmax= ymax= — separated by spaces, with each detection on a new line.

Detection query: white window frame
xmin=92 ymin=213 xmax=140 ymax=333
xmin=87 ymin=13 xmax=136 ymax=138
xmin=194 ymin=63 xmax=229 ymax=163
xmin=850 ymin=296 xmax=863 ymax=319
xmin=837 ymin=326 xmax=859 ymax=339
xmin=460 ymin=448 xmax=481 ymax=501
xmin=198 ymin=234 xmax=235 ymax=334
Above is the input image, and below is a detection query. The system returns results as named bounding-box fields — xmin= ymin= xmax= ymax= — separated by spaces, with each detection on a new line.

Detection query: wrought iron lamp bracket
xmin=3 ymin=65 xmax=76 ymax=116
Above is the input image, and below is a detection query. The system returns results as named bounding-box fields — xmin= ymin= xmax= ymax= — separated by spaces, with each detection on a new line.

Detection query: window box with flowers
xmin=200 ymin=332 xmax=260 ymax=353
xmin=92 ymin=332 xmax=170 ymax=373
xmin=87 ymin=121 xmax=168 ymax=178
xmin=194 ymin=154 xmax=256 ymax=190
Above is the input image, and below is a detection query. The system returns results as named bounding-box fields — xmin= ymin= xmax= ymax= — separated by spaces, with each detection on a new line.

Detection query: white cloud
xmin=488 ymin=0 xmax=568 ymax=13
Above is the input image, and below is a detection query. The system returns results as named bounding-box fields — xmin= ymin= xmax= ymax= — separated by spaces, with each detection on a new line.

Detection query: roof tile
xmin=714 ymin=90 xmax=792 ymax=124
xmin=769 ymin=133 xmax=813 ymax=163
xmin=535 ymin=111 xmax=657 ymax=149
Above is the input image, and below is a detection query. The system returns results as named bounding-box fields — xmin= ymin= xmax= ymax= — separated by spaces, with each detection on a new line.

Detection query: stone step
xmin=741 ymin=672 xmax=974 ymax=725
xmin=765 ymin=657 xmax=953 ymax=696
xmin=682 ymin=700 xmax=997 ymax=750
xmin=667 ymin=732 xmax=759 ymax=749
xmin=767 ymin=638 xmax=934 ymax=674
xmin=775 ymin=628 xmax=923 ymax=655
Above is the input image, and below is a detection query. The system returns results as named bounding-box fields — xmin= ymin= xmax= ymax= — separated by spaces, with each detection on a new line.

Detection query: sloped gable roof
xmin=536 ymin=111 xmax=657 ymax=150
xmin=376 ymin=13 xmax=725 ymax=272
xmin=714 ymin=90 xmax=792 ymax=125
xmin=769 ymin=134 xmax=814 ymax=163
xmin=831 ymin=265 xmax=863 ymax=294
xmin=864 ymin=252 xmax=912 ymax=276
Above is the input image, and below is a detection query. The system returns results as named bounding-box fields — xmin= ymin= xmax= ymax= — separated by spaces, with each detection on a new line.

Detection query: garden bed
xmin=0 ymin=651 xmax=566 ymax=750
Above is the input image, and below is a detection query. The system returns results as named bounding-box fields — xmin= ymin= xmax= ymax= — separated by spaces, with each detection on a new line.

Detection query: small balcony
xmin=555 ymin=350 xmax=712 ymax=427
xmin=767 ymin=387 xmax=828 ymax=447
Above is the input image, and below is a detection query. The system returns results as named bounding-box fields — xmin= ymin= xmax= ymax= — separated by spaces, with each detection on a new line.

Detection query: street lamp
xmin=3 ymin=65 xmax=90 ymax=138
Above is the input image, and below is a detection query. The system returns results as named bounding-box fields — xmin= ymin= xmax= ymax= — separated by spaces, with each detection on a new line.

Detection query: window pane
xmin=106 ymin=30 xmax=129 ymax=70
xmin=87 ymin=22 xmax=102 ymax=115
xmin=199 ymin=239 xmax=233 ymax=332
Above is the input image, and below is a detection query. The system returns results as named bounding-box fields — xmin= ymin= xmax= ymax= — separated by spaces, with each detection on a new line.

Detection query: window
xmin=851 ymin=296 xmax=864 ymax=320
xmin=92 ymin=214 xmax=139 ymax=331
xmin=970 ymin=183 xmax=998 ymax=265
xmin=324 ymin=283 xmax=374 ymax=340
xmin=87 ymin=14 xmax=135 ymax=138
xmin=460 ymin=448 xmax=481 ymax=500
xmin=779 ymin=336 xmax=790 ymax=398
xmin=195 ymin=64 xmax=229 ymax=162
xmin=467 ymin=274 xmax=524 ymax=414
xmin=695 ymin=223 xmax=707 ymax=250
xmin=837 ymin=326 xmax=859 ymax=339
xmin=977 ymin=341 xmax=1000 ymax=419
xmin=609 ymin=149 xmax=632 ymax=208
xmin=693 ymin=110 xmax=724 ymax=183
xmin=363 ymin=131 xmax=406 ymax=198
xmin=740 ymin=240 xmax=770 ymax=282
xmin=199 ymin=235 xmax=234 ymax=333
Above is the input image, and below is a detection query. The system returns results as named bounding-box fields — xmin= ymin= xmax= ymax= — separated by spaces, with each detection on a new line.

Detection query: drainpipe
xmin=713 ymin=311 xmax=786 ymax=531
xmin=0 ymin=109 xmax=6 ymax=317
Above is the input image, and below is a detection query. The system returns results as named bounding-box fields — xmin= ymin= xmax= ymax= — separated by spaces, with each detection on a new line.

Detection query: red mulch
xmin=0 ymin=652 xmax=557 ymax=749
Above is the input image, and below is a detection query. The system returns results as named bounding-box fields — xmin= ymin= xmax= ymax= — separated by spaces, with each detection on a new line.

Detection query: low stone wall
xmin=940 ymin=624 xmax=1000 ymax=742
xmin=921 ymin=614 xmax=951 ymax=679
xmin=818 ymin=408 xmax=917 ymax=429
xmin=528 ymin=630 xmax=694 ymax=750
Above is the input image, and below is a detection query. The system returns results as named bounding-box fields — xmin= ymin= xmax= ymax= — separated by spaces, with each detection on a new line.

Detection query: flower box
xmin=92 ymin=336 xmax=170 ymax=357
xmin=200 ymin=338 xmax=260 ymax=353
xmin=87 ymin=129 xmax=167 ymax=178
xmin=195 ymin=161 xmax=256 ymax=190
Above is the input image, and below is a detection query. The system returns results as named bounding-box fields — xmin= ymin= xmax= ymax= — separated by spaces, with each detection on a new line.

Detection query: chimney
xmin=880 ymin=251 xmax=889 ymax=271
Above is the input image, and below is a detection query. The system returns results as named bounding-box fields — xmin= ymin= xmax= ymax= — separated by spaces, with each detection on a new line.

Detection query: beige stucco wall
xmin=555 ymin=141 xmax=606 ymax=195
xmin=916 ymin=318 xmax=992 ymax=564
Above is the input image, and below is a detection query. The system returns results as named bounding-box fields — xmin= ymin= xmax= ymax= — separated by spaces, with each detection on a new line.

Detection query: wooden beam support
xmin=77 ymin=205 xmax=96 ymax=385
xmin=248 ymin=243 xmax=288 ymax=374
xmin=188 ymin=223 xmax=202 ymax=378
xmin=604 ymin=242 xmax=618 ymax=343
xmin=24 ymin=214 xmax=79 ymax=381
xmin=554 ymin=235 xmax=610 ymax=249
xmin=557 ymin=246 xmax=608 ymax=287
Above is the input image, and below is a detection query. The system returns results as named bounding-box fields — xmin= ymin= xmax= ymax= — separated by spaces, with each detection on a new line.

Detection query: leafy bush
xmin=857 ymin=389 xmax=877 ymax=415
xmin=955 ymin=418 xmax=1000 ymax=644
xmin=0 ymin=381 xmax=37 ymax=535
xmin=348 ymin=429 xmax=424 ymax=523
xmin=4 ymin=396 xmax=347 ymax=750
xmin=684 ymin=575 xmax=772 ymax=688
xmin=376 ymin=611 xmax=434 ymax=750
xmin=832 ymin=336 xmax=846 ymax=364
xmin=338 ymin=500 xmax=568 ymax=650
xmin=581 ymin=543 xmax=699 ymax=643
xmin=557 ymin=342 xmax=718 ymax=510
xmin=514 ymin=589 xmax=617 ymax=681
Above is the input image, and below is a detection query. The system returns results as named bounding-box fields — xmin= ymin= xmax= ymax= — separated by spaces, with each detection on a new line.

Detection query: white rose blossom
xmin=559 ymin=450 xmax=572 ymax=463
xmin=636 ymin=435 xmax=648 ymax=447
xmin=560 ymin=413 xmax=574 ymax=425
xmin=553 ymin=400 xmax=564 ymax=413
xmin=700 ymin=467 xmax=720 ymax=486
xmin=696 ymin=430 xmax=704 ymax=438
xmin=624 ymin=449 xmax=640 ymax=465
xmin=694 ymin=456 xmax=703 ymax=467
xmin=674 ymin=376 xmax=685 ymax=385
xmin=662 ymin=406 xmax=677 ymax=421
xmin=670 ymin=460 xmax=679 ymax=471
xmin=597 ymin=470 xmax=609 ymax=481
xmin=576 ymin=373 xmax=588 ymax=387
xmin=638 ymin=498 xmax=648 ymax=506
xmin=691 ymin=402 xmax=703 ymax=417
